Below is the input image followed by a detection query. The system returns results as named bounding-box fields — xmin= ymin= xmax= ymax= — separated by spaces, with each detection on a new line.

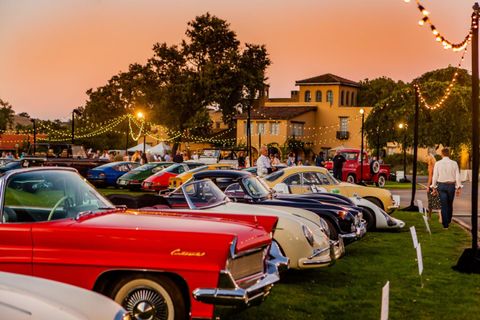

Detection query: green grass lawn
xmin=384 ymin=181 xmax=427 ymax=190
xmin=97 ymin=187 xmax=152 ymax=197
xmin=230 ymin=211 xmax=480 ymax=320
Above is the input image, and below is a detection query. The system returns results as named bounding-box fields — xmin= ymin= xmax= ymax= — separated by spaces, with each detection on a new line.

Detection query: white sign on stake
xmin=422 ymin=215 xmax=432 ymax=235
xmin=410 ymin=226 xmax=419 ymax=248
xmin=381 ymin=281 xmax=390 ymax=320
xmin=416 ymin=243 xmax=424 ymax=276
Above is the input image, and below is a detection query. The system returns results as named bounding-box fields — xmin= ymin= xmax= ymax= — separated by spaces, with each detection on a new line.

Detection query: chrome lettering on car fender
xmin=170 ymin=249 xmax=206 ymax=257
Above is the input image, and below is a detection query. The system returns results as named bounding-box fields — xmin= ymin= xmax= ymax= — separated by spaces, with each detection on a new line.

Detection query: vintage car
xmin=142 ymin=162 xmax=205 ymax=191
xmin=117 ymin=161 xmax=173 ymax=189
xmin=325 ymin=148 xmax=391 ymax=187
xmin=242 ymin=164 xmax=288 ymax=176
xmin=272 ymin=184 xmax=405 ymax=231
xmin=188 ymin=170 xmax=366 ymax=241
xmin=0 ymin=167 xmax=286 ymax=320
xmin=109 ymin=179 xmax=345 ymax=270
xmin=168 ymin=163 xmax=235 ymax=189
xmin=264 ymin=166 xmax=398 ymax=213
xmin=0 ymin=271 xmax=130 ymax=320
xmin=0 ymin=157 xmax=46 ymax=173
xmin=87 ymin=161 xmax=141 ymax=187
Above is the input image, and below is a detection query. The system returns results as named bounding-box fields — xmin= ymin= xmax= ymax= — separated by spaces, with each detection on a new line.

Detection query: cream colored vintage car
xmin=141 ymin=179 xmax=345 ymax=270
xmin=264 ymin=166 xmax=399 ymax=213
xmin=0 ymin=271 xmax=130 ymax=320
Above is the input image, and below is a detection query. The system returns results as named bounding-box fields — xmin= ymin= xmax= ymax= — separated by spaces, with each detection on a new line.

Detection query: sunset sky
xmin=0 ymin=0 xmax=474 ymax=120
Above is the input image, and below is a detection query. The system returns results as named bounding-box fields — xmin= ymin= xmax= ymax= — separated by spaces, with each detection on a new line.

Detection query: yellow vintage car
xmin=263 ymin=166 xmax=398 ymax=213
xmin=169 ymin=163 xmax=235 ymax=189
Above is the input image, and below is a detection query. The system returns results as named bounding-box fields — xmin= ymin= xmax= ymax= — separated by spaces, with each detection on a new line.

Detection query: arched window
xmin=340 ymin=90 xmax=344 ymax=105
xmin=351 ymin=92 xmax=356 ymax=106
xmin=304 ymin=90 xmax=311 ymax=102
xmin=346 ymin=92 xmax=350 ymax=106
xmin=315 ymin=90 xmax=322 ymax=102
xmin=327 ymin=90 xmax=334 ymax=105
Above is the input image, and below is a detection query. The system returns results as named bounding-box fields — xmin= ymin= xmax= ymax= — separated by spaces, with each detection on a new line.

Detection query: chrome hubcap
xmin=125 ymin=288 xmax=168 ymax=320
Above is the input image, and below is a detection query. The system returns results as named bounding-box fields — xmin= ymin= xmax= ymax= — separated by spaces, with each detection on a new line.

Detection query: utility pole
xmin=31 ymin=119 xmax=36 ymax=155
xmin=247 ymin=104 xmax=252 ymax=167
xmin=456 ymin=3 xmax=480 ymax=272
xmin=404 ymin=86 xmax=420 ymax=210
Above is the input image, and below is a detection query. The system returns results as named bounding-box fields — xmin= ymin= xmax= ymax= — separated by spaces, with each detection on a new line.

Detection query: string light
xmin=415 ymin=40 xmax=469 ymax=110
xmin=405 ymin=0 xmax=474 ymax=52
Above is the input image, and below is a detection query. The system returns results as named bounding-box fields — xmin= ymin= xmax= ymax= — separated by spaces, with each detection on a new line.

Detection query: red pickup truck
xmin=325 ymin=148 xmax=390 ymax=187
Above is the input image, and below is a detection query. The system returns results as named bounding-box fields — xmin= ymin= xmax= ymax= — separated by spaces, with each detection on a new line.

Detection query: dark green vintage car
xmin=116 ymin=161 xmax=173 ymax=189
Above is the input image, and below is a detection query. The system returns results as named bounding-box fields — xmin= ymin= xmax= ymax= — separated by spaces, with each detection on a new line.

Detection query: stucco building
xmin=236 ymin=73 xmax=372 ymax=159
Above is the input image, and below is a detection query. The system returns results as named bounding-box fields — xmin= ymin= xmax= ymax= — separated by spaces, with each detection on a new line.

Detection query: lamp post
xmin=71 ymin=108 xmax=82 ymax=145
xmin=398 ymin=123 xmax=410 ymax=183
xmin=455 ymin=3 xmax=480 ymax=273
xmin=136 ymin=111 xmax=146 ymax=154
xmin=359 ymin=108 xmax=365 ymax=185
xmin=30 ymin=119 xmax=36 ymax=155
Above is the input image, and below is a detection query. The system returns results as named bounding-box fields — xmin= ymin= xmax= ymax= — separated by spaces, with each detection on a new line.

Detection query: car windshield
xmin=171 ymin=179 xmax=227 ymax=209
xmin=264 ymin=170 xmax=285 ymax=182
xmin=132 ymin=163 xmax=158 ymax=172
xmin=324 ymin=170 xmax=340 ymax=185
xmin=343 ymin=152 xmax=358 ymax=161
xmin=242 ymin=177 xmax=271 ymax=199
xmin=3 ymin=170 xmax=114 ymax=222
xmin=188 ymin=165 xmax=208 ymax=173
xmin=0 ymin=161 xmax=20 ymax=170
xmin=164 ymin=163 xmax=181 ymax=173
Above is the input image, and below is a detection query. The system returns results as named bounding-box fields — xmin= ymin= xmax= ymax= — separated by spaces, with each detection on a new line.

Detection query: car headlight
xmin=337 ymin=210 xmax=348 ymax=220
xmin=302 ymin=225 xmax=315 ymax=246
xmin=318 ymin=218 xmax=330 ymax=238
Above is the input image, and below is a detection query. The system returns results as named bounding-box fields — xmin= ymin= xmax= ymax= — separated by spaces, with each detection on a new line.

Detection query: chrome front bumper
xmin=192 ymin=241 xmax=288 ymax=307
xmin=299 ymin=238 xmax=345 ymax=268
xmin=340 ymin=220 xmax=367 ymax=243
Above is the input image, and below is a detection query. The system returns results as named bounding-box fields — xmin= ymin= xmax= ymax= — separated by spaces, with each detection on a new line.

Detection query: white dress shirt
xmin=257 ymin=154 xmax=271 ymax=177
xmin=431 ymin=157 xmax=462 ymax=189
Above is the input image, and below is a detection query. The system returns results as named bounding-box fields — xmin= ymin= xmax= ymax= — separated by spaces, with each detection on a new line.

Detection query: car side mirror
xmin=273 ymin=183 xmax=289 ymax=194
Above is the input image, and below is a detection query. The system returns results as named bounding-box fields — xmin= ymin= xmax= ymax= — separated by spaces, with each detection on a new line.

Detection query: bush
xmin=383 ymin=153 xmax=428 ymax=175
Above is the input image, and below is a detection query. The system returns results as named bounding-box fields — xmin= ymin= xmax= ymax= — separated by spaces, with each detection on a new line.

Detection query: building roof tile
xmin=295 ymin=73 xmax=360 ymax=87
xmin=235 ymin=106 xmax=317 ymax=120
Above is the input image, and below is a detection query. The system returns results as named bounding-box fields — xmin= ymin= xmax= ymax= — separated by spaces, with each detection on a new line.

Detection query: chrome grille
xmin=229 ymin=251 xmax=264 ymax=281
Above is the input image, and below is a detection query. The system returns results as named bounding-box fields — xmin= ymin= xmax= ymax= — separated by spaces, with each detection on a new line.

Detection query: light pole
xmin=398 ymin=123 xmax=410 ymax=183
xmin=136 ymin=111 xmax=146 ymax=154
xmin=359 ymin=108 xmax=365 ymax=185
xmin=30 ymin=119 xmax=36 ymax=155
xmin=456 ymin=3 xmax=480 ymax=273
xmin=71 ymin=108 xmax=82 ymax=145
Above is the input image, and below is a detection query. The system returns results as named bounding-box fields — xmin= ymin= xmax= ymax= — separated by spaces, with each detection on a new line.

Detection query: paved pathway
xmin=390 ymin=176 xmax=478 ymax=230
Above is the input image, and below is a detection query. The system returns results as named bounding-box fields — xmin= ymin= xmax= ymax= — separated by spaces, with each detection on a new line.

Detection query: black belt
xmin=438 ymin=181 xmax=455 ymax=185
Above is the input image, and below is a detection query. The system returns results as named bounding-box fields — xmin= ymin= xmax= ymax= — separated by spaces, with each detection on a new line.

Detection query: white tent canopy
xmin=147 ymin=142 xmax=172 ymax=155
xmin=128 ymin=143 xmax=152 ymax=152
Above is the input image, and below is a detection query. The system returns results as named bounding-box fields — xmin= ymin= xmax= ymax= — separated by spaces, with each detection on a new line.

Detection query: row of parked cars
xmin=0 ymin=158 xmax=403 ymax=319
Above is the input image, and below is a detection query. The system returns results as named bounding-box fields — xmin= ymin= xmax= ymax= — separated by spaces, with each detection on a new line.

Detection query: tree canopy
xmin=0 ymin=99 xmax=15 ymax=131
xmin=361 ymin=67 xmax=471 ymax=153
xmin=80 ymin=13 xmax=270 ymax=151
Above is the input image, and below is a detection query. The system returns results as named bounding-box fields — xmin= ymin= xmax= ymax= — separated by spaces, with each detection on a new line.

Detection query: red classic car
xmin=0 ymin=167 xmax=286 ymax=320
xmin=325 ymin=149 xmax=391 ymax=187
xmin=142 ymin=162 xmax=204 ymax=191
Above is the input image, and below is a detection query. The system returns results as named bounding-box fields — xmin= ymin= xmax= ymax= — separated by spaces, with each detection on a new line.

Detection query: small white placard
xmin=422 ymin=215 xmax=432 ymax=235
xmin=410 ymin=226 xmax=418 ymax=249
xmin=381 ymin=281 xmax=390 ymax=320
xmin=416 ymin=243 xmax=424 ymax=275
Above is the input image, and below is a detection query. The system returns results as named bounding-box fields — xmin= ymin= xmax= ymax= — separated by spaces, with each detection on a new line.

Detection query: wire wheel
xmin=112 ymin=276 xmax=183 ymax=320
xmin=124 ymin=287 xmax=168 ymax=320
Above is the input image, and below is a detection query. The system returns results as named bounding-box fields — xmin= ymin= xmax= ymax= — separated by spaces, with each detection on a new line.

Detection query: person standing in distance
xmin=257 ymin=145 xmax=272 ymax=177
xmin=430 ymin=148 xmax=462 ymax=229
xmin=315 ymin=152 xmax=326 ymax=167
xmin=332 ymin=150 xmax=346 ymax=181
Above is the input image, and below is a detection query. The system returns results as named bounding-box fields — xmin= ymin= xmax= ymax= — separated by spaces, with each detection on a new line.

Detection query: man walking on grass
xmin=431 ymin=148 xmax=462 ymax=229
